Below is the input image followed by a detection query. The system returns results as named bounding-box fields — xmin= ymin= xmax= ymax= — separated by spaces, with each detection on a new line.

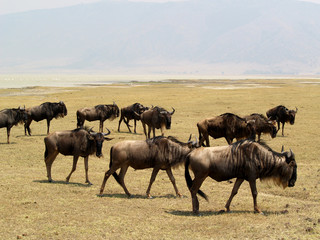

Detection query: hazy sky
xmin=0 ymin=0 xmax=319 ymax=15
xmin=0 ymin=0 xmax=187 ymax=15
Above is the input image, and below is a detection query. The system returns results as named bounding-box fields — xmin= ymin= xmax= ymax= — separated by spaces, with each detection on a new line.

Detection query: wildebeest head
xmin=17 ymin=106 xmax=28 ymax=123
xmin=159 ymin=107 xmax=175 ymax=129
xmin=281 ymin=147 xmax=297 ymax=188
xmin=88 ymin=127 xmax=113 ymax=157
xmin=56 ymin=101 xmax=68 ymax=118
xmin=287 ymin=108 xmax=297 ymax=125
xmin=109 ymin=102 xmax=120 ymax=120
xmin=269 ymin=120 xmax=278 ymax=138
xmin=244 ymin=119 xmax=256 ymax=141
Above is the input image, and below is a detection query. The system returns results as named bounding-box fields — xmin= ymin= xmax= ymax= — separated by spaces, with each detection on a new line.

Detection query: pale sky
xmin=0 ymin=0 xmax=319 ymax=15
xmin=0 ymin=0 xmax=187 ymax=15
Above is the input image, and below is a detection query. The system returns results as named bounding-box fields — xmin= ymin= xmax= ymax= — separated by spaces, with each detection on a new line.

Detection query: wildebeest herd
xmin=0 ymin=101 xmax=298 ymax=214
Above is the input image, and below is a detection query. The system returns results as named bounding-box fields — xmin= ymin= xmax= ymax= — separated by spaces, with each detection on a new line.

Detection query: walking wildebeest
xmin=99 ymin=135 xmax=198 ymax=198
xmin=118 ymin=103 xmax=149 ymax=133
xmin=44 ymin=127 xmax=112 ymax=185
xmin=0 ymin=107 xmax=26 ymax=143
xmin=266 ymin=105 xmax=298 ymax=136
xmin=185 ymin=139 xmax=297 ymax=215
xmin=25 ymin=101 xmax=67 ymax=135
xmin=244 ymin=113 xmax=278 ymax=141
xmin=197 ymin=113 xmax=255 ymax=147
xmin=140 ymin=106 xmax=175 ymax=139
xmin=77 ymin=103 xmax=119 ymax=132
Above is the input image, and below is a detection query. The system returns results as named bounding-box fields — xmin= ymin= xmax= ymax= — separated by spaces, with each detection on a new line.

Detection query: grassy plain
xmin=0 ymin=78 xmax=319 ymax=239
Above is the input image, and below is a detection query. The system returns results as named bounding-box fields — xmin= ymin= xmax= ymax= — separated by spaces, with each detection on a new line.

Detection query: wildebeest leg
xmin=134 ymin=119 xmax=137 ymax=133
xmin=124 ymin=118 xmax=132 ymax=133
xmin=257 ymin=133 xmax=261 ymax=142
xmin=249 ymin=180 xmax=262 ymax=214
xmin=225 ymin=178 xmax=244 ymax=212
xmin=142 ymin=123 xmax=148 ymax=139
xmin=6 ymin=126 xmax=11 ymax=144
xmin=66 ymin=156 xmax=79 ymax=183
xmin=99 ymin=164 xmax=122 ymax=195
xmin=281 ymin=122 xmax=285 ymax=136
xmin=46 ymin=119 xmax=51 ymax=135
xmin=190 ymin=176 xmax=206 ymax=215
xmin=118 ymin=116 xmax=123 ymax=132
xmin=99 ymin=120 xmax=103 ymax=133
xmin=148 ymin=126 xmax=152 ymax=139
xmin=166 ymin=168 xmax=182 ymax=197
xmin=24 ymin=119 xmax=32 ymax=135
xmin=118 ymin=165 xmax=131 ymax=197
xmin=225 ymin=137 xmax=233 ymax=145
xmin=84 ymin=156 xmax=92 ymax=185
xmin=45 ymin=151 xmax=59 ymax=182
xmin=146 ymin=168 xmax=160 ymax=198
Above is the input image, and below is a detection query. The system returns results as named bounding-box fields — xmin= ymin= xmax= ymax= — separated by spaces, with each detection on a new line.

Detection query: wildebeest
xmin=0 ymin=107 xmax=26 ymax=143
xmin=118 ymin=103 xmax=149 ymax=133
xmin=99 ymin=135 xmax=198 ymax=198
xmin=140 ymin=106 xmax=175 ymax=139
xmin=44 ymin=127 xmax=112 ymax=185
xmin=24 ymin=101 xmax=67 ymax=135
xmin=197 ymin=113 xmax=255 ymax=147
xmin=77 ymin=103 xmax=119 ymax=132
xmin=266 ymin=105 xmax=298 ymax=136
xmin=244 ymin=113 xmax=278 ymax=141
xmin=185 ymin=140 xmax=297 ymax=215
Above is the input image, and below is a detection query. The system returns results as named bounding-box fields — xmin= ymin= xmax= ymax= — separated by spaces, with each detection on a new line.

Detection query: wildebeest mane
xmin=230 ymin=139 xmax=291 ymax=187
xmin=146 ymin=136 xmax=191 ymax=167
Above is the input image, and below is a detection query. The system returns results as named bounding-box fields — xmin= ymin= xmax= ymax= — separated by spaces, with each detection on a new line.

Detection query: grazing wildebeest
xmin=185 ymin=140 xmax=297 ymax=215
xmin=77 ymin=103 xmax=119 ymax=132
xmin=0 ymin=107 xmax=26 ymax=143
xmin=118 ymin=103 xmax=149 ymax=133
xmin=99 ymin=135 xmax=198 ymax=198
xmin=24 ymin=101 xmax=67 ymax=135
xmin=197 ymin=113 xmax=255 ymax=147
xmin=266 ymin=105 xmax=298 ymax=136
xmin=140 ymin=106 xmax=175 ymax=139
xmin=244 ymin=113 xmax=278 ymax=141
xmin=44 ymin=127 xmax=112 ymax=185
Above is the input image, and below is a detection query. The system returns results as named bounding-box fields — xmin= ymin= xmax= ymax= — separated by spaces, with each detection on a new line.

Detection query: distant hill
xmin=1 ymin=0 xmax=320 ymax=75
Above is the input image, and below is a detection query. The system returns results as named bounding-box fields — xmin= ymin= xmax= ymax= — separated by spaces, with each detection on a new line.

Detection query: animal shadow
xmin=33 ymin=179 xmax=91 ymax=187
xmin=167 ymin=209 xmax=289 ymax=217
xmin=97 ymin=193 xmax=178 ymax=199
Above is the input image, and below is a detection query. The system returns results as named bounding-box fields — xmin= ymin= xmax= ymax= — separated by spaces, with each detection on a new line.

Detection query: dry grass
xmin=0 ymin=78 xmax=319 ymax=239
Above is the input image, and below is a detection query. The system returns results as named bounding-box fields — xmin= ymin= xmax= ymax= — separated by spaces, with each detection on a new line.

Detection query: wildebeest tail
xmin=109 ymin=147 xmax=121 ymax=185
xmin=185 ymin=155 xmax=208 ymax=201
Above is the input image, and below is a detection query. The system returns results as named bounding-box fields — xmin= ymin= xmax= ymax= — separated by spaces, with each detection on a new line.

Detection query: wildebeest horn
xmin=170 ymin=107 xmax=175 ymax=115
xmin=103 ymin=128 xmax=111 ymax=136
xmin=188 ymin=134 xmax=192 ymax=142
xmin=295 ymin=107 xmax=298 ymax=113
xmin=281 ymin=145 xmax=284 ymax=152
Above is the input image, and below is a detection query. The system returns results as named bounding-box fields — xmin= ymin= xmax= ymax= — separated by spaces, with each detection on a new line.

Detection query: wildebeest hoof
xmin=147 ymin=195 xmax=153 ymax=199
xmin=86 ymin=181 xmax=93 ymax=185
xmin=219 ymin=209 xmax=226 ymax=214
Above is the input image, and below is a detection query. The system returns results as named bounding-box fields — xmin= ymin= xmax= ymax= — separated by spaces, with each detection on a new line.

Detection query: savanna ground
xmin=0 ymin=78 xmax=319 ymax=239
